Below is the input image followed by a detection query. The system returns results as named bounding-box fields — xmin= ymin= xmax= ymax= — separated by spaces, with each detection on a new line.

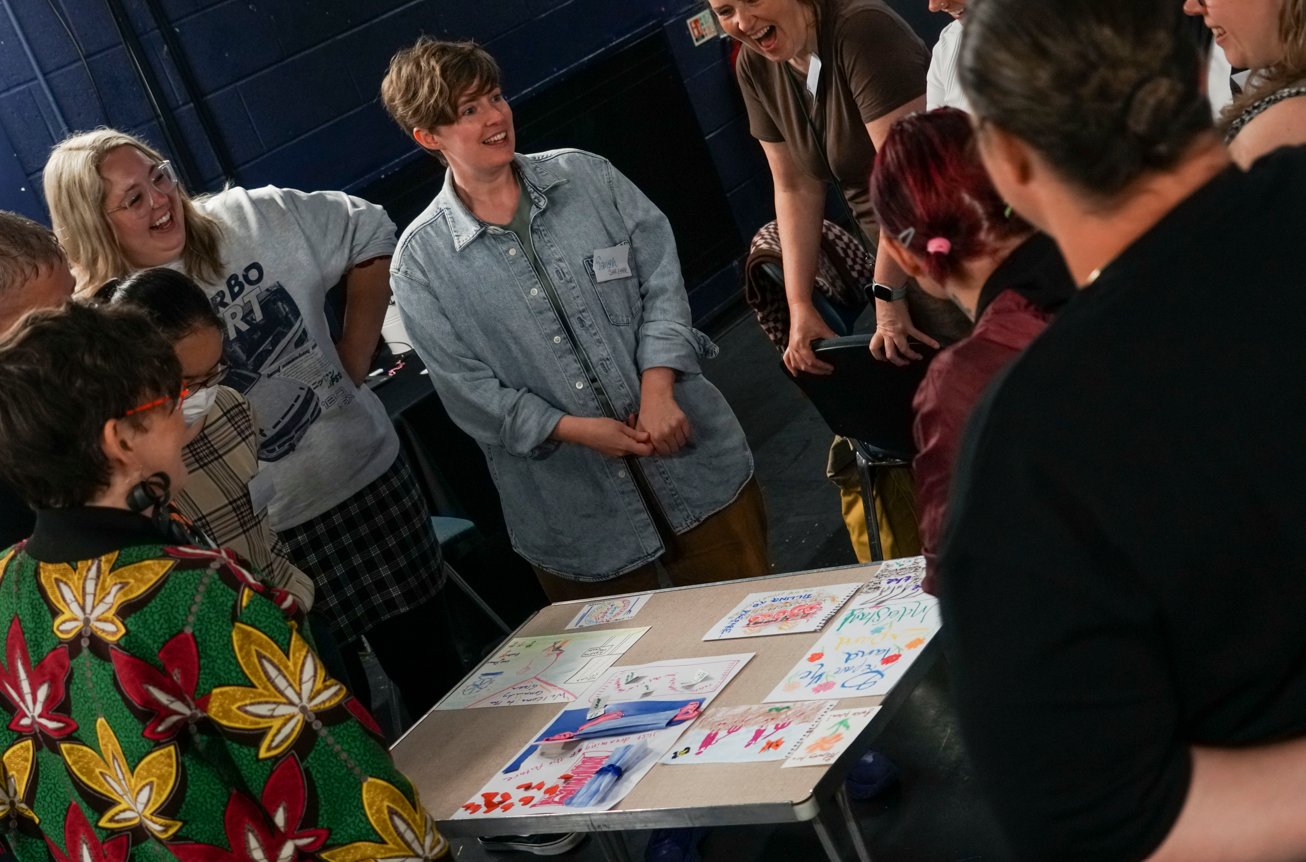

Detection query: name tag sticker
xmin=592 ymin=245 xmax=633 ymax=283
xmin=806 ymin=54 xmax=822 ymax=98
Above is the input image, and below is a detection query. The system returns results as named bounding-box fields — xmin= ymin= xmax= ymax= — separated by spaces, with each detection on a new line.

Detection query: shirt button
xmin=617 ymin=469 xmax=627 ymax=479
xmin=530 ymin=288 xmax=539 ymax=296
xmin=553 ymin=336 xmax=562 ymax=344
xmin=575 ymin=381 xmax=585 ymax=390
xmin=509 ymin=248 xmax=518 ymax=256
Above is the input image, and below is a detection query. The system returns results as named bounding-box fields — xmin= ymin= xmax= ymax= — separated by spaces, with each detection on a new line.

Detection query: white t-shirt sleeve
xmin=260 ymin=187 xmax=398 ymax=300
xmin=926 ymin=21 xmax=970 ymax=113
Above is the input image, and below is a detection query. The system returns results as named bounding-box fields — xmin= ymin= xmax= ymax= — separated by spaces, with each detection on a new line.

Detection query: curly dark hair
xmin=0 ymin=301 xmax=180 ymax=508
xmin=960 ymin=0 xmax=1211 ymax=200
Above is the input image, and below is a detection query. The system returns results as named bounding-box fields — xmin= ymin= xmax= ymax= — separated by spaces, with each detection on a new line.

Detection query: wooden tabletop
xmin=392 ymin=561 xmax=937 ymax=836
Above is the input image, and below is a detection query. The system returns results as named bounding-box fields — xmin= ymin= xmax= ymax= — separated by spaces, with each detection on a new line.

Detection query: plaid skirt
xmin=278 ymin=454 xmax=444 ymax=643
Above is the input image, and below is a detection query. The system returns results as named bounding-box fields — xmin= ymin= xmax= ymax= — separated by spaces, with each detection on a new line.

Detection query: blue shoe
xmin=845 ymin=750 xmax=899 ymax=800
xmin=644 ymin=827 xmax=708 ymax=862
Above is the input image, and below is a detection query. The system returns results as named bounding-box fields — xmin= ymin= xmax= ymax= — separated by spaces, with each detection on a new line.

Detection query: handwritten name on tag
xmin=592 ymin=245 xmax=633 ymax=283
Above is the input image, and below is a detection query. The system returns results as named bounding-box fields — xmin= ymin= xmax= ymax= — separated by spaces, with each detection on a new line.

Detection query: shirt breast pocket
xmin=582 ymin=248 xmax=638 ymax=326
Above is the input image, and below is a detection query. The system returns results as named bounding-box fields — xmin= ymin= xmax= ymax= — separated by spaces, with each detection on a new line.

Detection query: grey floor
xmin=436 ymin=310 xmax=1014 ymax=862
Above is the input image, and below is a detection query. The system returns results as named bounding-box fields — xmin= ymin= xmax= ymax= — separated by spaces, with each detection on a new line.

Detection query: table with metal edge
xmin=391 ymin=561 xmax=939 ymax=862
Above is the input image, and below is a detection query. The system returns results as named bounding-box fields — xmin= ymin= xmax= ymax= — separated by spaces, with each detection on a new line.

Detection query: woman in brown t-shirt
xmin=711 ymin=0 xmax=962 ymax=372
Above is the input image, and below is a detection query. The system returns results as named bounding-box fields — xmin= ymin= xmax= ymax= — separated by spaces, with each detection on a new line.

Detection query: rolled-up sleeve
xmin=602 ymin=160 xmax=713 ymax=375
xmin=391 ymin=266 xmax=564 ymax=458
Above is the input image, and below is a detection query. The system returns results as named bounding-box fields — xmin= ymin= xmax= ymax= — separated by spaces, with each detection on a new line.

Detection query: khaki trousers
xmin=532 ymin=478 xmax=770 ymax=602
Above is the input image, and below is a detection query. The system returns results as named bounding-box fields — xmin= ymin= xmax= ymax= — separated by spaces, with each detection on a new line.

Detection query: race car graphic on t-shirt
xmin=211 ymin=263 xmax=355 ymax=462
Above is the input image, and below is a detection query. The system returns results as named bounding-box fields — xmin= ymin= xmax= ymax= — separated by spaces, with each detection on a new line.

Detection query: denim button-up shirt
xmin=390 ymin=150 xmax=754 ymax=580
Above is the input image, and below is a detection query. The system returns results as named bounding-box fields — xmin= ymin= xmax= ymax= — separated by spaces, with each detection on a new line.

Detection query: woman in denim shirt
xmin=382 ymin=38 xmax=770 ymax=600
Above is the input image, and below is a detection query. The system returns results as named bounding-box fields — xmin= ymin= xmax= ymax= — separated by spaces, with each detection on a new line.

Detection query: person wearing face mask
xmin=925 ymin=0 xmax=971 ymax=111
xmin=108 ymin=267 xmax=316 ymax=611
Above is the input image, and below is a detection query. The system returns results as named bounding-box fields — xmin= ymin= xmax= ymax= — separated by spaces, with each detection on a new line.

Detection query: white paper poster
xmin=702 ymin=583 xmax=862 ymax=641
xmin=565 ymin=594 xmax=651 ymax=630
xmin=436 ymin=628 xmax=648 ymax=710
xmin=660 ymin=702 xmax=835 ymax=765
xmin=765 ymin=596 xmax=940 ymax=702
xmin=454 ymin=653 xmax=753 ymax=818
xmin=782 ymin=707 xmax=882 ymax=768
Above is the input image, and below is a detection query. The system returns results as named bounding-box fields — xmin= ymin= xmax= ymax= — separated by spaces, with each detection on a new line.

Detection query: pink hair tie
xmin=926 ymin=237 xmax=952 ymax=255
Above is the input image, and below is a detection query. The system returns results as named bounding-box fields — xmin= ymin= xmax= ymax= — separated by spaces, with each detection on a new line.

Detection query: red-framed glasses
xmin=123 ymin=386 xmax=190 ymax=418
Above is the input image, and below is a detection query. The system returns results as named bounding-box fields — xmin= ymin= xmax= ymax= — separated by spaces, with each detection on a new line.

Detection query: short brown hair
xmin=0 ymin=211 xmax=66 ymax=299
xmin=380 ymin=37 xmax=502 ymax=136
xmin=0 ymin=301 xmax=180 ymax=508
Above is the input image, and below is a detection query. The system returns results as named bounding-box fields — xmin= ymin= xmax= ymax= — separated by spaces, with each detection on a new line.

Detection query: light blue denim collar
xmin=437 ymin=155 xmax=568 ymax=252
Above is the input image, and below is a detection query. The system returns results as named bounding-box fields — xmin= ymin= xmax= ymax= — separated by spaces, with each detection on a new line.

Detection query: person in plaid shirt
xmin=108 ymin=267 xmax=316 ymax=611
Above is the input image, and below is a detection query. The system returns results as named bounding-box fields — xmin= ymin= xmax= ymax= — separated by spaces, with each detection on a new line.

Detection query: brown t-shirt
xmin=737 ymin=0 xmax=928 ymax=240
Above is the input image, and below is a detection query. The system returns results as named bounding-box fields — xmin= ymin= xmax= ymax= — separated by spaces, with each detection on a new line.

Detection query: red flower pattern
xmin=0 ymin=617 xmax=76 ymax=740
xmin=45 ymin=802 xmax=131 ymax=862
xmin=170 ymin=755 xmax=326 ymax=861
xmin=110 ymin=632 xmax=205 ymax=741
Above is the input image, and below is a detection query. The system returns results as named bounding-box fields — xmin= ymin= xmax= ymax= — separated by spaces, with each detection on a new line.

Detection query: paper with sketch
xmin=782 ymin=707 xmax=882 ymax=767
xmin=436 ymin=628 xmax=648 ymax=710
xmin=565 ymin=594 xmax=652 ymax=630
xmin=765 ymin=596 xmax=940 ymax=702
xmin=660 ymin=701 xmax=835 ymax=764
xmin=454 ymin=653 xmax=753 ymax=818
xmin=859 ymin=556 xmax=926 ymax=605
xmin=702 ymin=583 xmax=862 ymax=640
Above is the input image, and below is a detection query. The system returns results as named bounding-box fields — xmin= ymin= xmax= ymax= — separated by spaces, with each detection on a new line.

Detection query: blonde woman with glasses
xmin=43 ymin=129 xmax=461 ymax=724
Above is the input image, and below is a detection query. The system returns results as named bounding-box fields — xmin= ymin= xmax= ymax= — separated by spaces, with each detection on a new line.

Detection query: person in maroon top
xmin=868 ymin=109 xmax=1073 ymax=593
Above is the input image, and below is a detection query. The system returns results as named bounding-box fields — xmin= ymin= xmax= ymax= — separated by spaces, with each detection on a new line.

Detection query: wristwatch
xmin=871 ymin=281 xmax=908 ymax=302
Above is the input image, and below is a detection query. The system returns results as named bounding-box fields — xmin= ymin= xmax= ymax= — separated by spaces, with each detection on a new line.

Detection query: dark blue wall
xmin=0 ymin=0 xmax=772 ymax=239
xmin=1 ymin=0 xmax=947 ymax=317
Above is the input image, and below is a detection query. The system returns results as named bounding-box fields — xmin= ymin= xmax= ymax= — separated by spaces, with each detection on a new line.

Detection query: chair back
xmin=790 ymin=334 xmax=936 ymax=460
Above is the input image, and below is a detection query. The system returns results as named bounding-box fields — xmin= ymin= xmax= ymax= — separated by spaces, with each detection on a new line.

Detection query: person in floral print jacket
xmin=0 ymin=300 xmax=447 ymax=860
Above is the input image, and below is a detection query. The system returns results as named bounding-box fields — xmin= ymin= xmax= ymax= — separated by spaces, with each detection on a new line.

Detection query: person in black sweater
xmin=0 ymin=212 xmax=76 ymax=547
xmin=941 ymin=1 xmax=1306 ymax=860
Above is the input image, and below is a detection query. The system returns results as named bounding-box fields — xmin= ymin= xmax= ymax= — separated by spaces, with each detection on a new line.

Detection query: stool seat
xmin=430 ymin=515 xmax=476 ymax=546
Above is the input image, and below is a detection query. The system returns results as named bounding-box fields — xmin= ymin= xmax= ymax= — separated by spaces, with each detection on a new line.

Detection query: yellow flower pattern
xmin=207 ymin=623 xmax=346 ymax=759
xmin=321 ymin=778 xmax=447 ymax=862
xmin=60 ymin=717 xmax=180 ymax=838
xmin=38 ymin=553 xmax=172 ymax=644
xmin=0 ymin=738 xmax=37 ymax=825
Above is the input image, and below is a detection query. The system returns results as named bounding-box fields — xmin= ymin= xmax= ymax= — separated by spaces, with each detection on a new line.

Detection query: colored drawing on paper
xmin=764 ymin=596 xmax=940 ymax=702
xmin=565 ymin=594 xmax=652 ymax=630
xmin=435 ymin=627 xmax=649 ymax=710
xmin=859 ymin=556 xmax=926 ymax=605
xmin=454 ymin=653 xmax=753 ymax=818
xmin=782 ymin=707 xmax=881 ymax=767
xmin=453 ymin=727 xmax=674 ymax=819
xmin=660 ymin=701 xmax=834 ymax=765
xmin=702 ymin=583 xmax=863 ymax=641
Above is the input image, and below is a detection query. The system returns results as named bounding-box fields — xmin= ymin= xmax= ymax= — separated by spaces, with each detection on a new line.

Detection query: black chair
xmin=790 ymin=333 xmax=936 ymax=561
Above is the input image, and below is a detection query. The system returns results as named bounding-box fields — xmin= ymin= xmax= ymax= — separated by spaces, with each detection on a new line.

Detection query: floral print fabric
xmin=0 ymin=541 xmax=446 ymax=860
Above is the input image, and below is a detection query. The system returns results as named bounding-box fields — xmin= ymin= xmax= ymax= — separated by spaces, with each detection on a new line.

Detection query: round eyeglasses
xmin=104 ymin=160 xmax=179 ymax=219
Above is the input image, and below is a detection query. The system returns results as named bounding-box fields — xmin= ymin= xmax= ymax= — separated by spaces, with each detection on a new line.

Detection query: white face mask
xmin=181 ymin=385 xmax=219 ymax=427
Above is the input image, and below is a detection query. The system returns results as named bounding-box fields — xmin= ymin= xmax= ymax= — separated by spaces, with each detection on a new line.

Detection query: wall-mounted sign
xmin=686 ymin=9 xmax=721 ymax=46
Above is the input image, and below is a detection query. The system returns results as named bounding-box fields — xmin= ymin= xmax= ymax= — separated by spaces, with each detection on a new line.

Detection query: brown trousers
xmin=532 ymin=478 xmax=770 ymax=602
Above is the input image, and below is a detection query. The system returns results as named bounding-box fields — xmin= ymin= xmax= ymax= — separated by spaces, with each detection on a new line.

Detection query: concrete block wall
xmin=0 ymin=0 xmax=766 ymax=239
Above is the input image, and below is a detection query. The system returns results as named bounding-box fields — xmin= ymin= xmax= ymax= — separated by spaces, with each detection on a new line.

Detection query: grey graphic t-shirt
xmin=192 ymin=186 xmax=399 ymax=531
